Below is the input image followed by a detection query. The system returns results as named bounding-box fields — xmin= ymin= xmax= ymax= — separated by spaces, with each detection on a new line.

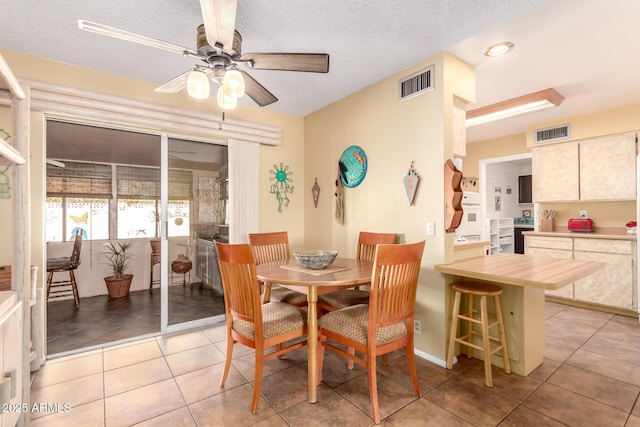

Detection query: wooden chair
xmin=216 ymin=242 xmax=308 ymax=414
xmin=317 ymin=241 xmax=425 ymax=424
xmin=317 ymin=231 xmax=397 ymax=311
xmin=46 ymin=230 xmax=83 ymax=307
xmin=248 ymin=231 xmax=307 ymax=306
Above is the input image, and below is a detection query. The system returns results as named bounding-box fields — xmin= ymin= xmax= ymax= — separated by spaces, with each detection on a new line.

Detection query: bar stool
xmin=446 ymin=281 xmax=510 ymax=387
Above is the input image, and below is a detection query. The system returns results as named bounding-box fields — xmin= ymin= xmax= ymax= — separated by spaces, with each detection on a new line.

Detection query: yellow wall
xmin=303 ymin=52 xmax=475 ymax=360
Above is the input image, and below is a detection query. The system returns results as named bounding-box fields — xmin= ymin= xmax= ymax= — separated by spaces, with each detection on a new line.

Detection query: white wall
xmin=485 ymin=161 xmax=532 ymax=219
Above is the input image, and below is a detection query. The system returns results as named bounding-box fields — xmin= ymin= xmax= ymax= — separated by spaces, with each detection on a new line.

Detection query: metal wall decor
xmin=269 ymin=163 xmax=294 ymax=212
xmin=338 ymin=145 xmax=368 ymax=188
xmin=312 ymin=178 xmax=320 ymax=208
xmin=403 ymin=161 xmax=420 ymax=205
xmin=335 ymin=165 xmax=344 ymax=224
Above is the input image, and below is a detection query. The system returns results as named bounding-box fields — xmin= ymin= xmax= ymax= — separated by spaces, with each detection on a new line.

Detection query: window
xmin=46 ymin=161 xmax=193 ymax=241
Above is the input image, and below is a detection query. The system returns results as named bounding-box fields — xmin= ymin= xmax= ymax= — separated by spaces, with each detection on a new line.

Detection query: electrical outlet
xmin=413 ymin=320 xmax=422 ymax=334
xmin=580 ymin=210 xmax=588 ymax=218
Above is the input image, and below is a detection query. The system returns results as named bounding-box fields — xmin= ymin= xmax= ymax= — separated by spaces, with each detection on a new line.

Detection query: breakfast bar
xmin=434 ymin=253 xmax=604 ymax=375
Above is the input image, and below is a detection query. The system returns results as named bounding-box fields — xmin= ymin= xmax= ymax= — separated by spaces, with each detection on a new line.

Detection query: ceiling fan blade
xmin=239 ymin=71 xmax=278 ymax=107
xmin=240 ymin=53 xmax=330 ymax=73
xmin=77 ymin=19 xmax=200 ymax=57
xmin=199 ymin=0 xmax=237 ymax=51
xmin=154 ymin=70 xmax=192 ymax=93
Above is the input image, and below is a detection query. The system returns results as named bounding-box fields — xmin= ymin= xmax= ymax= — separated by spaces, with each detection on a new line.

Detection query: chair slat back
xmin=368 ymin=241 xmax=425 ymax=327
xmin=249 ymin=231 xmax=290 ymax=264
xmin=216 ymin=242 xmax=262 ymax=325
xmin=356 ymin=232 xmax=397 ymax=262
xmin=70 ymin=231 xmax=83 ymax=266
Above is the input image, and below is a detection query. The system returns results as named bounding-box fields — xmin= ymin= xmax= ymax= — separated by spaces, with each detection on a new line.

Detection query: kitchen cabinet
xmin=485 ymin=218 xmax=514 ymax=255
xmin=525 ymin=234 xmax=637 ymax=311
xmin=518 ymin=175 xmax=532 ymax=203
xmin=532 ymin=141 xmax=579 ymax=202
xmin=0 ymin=292 xmax=23 ymax=427
xmin=573 ymin=239 xmax=635 ymax=310
xmin=525 ymin=236 xmax=574 ymax=298
xmin=532 ymin=132 xmax=636 ymax=202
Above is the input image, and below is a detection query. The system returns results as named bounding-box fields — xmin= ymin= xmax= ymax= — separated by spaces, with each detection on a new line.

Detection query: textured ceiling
xmin=3 ymin=0 xmax=640 ymax=144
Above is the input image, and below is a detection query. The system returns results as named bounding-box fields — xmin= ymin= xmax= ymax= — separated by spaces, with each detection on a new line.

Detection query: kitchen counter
xmin=524 ymin=227 xmax=635 ymax=241
xmin=453 ymin=240 xmax=489 ymax=261
xmin=435 ymin=253 xmax=604 ymax=376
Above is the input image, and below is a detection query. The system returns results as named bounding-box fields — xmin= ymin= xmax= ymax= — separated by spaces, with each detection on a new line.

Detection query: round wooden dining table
xmin=256 ymin=257 xmax=373 ymax=403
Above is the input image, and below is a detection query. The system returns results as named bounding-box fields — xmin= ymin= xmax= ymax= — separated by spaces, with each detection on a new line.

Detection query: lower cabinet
xmin=0 ymin=292 xmax=23 ymax=427
xmin=573 ymin=239 xmax=634 ymax=310
xmin=525 ymin=235 xmax=636 ymax=311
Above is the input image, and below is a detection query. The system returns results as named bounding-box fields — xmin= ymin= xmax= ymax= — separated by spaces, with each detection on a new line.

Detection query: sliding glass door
xmin=162 ymin=137 xmax=228 ymax=330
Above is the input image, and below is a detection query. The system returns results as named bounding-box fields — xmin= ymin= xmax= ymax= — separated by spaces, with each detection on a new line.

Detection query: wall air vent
xmin=398 ymin=65 xmax=434 ymax=102
xmin=534 ymin=124 xmax=571 ymax=144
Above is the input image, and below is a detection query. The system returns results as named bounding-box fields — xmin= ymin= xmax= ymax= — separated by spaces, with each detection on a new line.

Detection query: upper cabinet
xmin=532 ymin=141 xmax=579 ymax=202
xmin=532 ymin=132 xmax=636 ymax=202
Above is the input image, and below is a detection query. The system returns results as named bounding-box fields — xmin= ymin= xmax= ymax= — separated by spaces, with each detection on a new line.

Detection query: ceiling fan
xmin=77 ymin=0 xmax=329 ymax=109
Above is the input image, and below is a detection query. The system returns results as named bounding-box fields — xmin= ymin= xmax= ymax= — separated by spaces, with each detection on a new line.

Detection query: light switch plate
xmin=426 ymin=221 xmax=435 ymax=236
xmin=580 ymin=210 xmax=588 ymax=218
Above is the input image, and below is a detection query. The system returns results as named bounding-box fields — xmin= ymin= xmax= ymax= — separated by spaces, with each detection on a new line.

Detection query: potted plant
xmin=102 ymin=241 xmax=134 ymax=298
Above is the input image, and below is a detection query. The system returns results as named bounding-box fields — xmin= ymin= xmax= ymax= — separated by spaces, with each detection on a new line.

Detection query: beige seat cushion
xmin=318 ymin=289 xmax=370 ymax=309
xmin=318 ymin=304 xmax=407 ymax=346
xmin=233 ymin=301 xmax=306 ymax=340
xmin=267 ymin=285 xmax=308 ymax=306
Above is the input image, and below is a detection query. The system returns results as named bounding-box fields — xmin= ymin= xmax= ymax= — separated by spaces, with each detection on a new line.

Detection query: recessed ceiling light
xmin=484 ymin=42 xmax=514 ymax=57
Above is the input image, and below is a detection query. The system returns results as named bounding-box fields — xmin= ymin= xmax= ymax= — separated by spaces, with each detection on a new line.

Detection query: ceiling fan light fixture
xmin=217 ymin=86 xmax=237 ymax=110
xmin=187 ymin=70 xmax=210 ymax=99
xmin=222 ymin=69 xmax=245 ymax=98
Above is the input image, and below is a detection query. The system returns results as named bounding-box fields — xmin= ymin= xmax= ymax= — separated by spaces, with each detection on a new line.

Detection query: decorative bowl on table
xmin=293 ymin=250 xmax=338 ymax=270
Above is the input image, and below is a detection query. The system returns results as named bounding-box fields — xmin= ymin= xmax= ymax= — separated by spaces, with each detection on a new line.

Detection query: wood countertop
xmin=434 ymin=253 xmax=604 ymax=290
xmin=523 ymin=227 xmax=636 ymax=241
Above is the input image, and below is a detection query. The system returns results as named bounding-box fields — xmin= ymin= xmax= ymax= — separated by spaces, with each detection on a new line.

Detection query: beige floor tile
xmin=156 ymin=329 xmax=212 ymax=355
xmin=523 ymin=382 xmax=628 ymax=426
xmin=33 ymin=352 xmax=103 ymax=388
xmin=528 ymin=358 xmax=561 ymax=381
xmin=457 ymin=362 xmax=542 ymax=403
xmin=103 ymin=340 xmax=163 ymax=371
xmin=334 ymin=369 xmax=420 ymax=422
xmin=425 ymin=376 xmax=518 ymax=426
xmin=278 ymin=391 xmax=373 ymax=427
xmin=627 ymin=414 xmax=640 ymax=427
xmin=543 ymin=341 xmax=577 ymax=363
xmin=566 ymin=349 xmax=640 ymax=387
xmin=232 ymin=350 xmax=300 ymax=382
xmin=547 ymin=364 xmax=640 ymax=412
xmin=545 ymin=301 xmax=568 ymax=318
xmin=175 ymin=362 xmax=247 ymax=404
xmin=378 ymin=353 xmax=454 ymax=394
xmin=104 ymin=357 xmax=173 ymax=397
xmin=132 ymin=406 xmax=196 ymax=426
xmin=317 ymin=351 xmax=367 ymax=389
xmin=384 ymin=397 xmax=472 ymax=426
xmin=164 ymin=343 xmax=226 ymax=377
xmin=29 ymin=399 xmax=105 ymax=427
xmin=201 ymin=323 xmax=228 ymax=343
xmin=260 ymin=365 xmax=309 ymax=412
xmin=105 ymin=378 xmax=186 ymax=427
xmin=189 ymin=383 xmax=276 ymax=426
xmin=30 ymin=373 xmax=104 ymax=419
xmin=499 ymin=405 xmax=565 ymax=426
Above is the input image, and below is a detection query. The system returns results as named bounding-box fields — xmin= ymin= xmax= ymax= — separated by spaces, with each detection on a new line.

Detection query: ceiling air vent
xmin=534 ymin=124 xmax=571 ymax=144
xmin=398 ymin=65 xmax=434 ymax=102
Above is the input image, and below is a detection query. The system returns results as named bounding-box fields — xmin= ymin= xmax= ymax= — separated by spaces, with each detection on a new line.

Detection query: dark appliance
xmin=514 ymin=217 xmax=534 ymax=254
xmin=518 ymin=175 xmax=532 ymax=203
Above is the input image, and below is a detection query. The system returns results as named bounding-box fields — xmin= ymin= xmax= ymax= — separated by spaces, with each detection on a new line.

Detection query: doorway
xmin=45 ymin=121 xmax=228 ymax=355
